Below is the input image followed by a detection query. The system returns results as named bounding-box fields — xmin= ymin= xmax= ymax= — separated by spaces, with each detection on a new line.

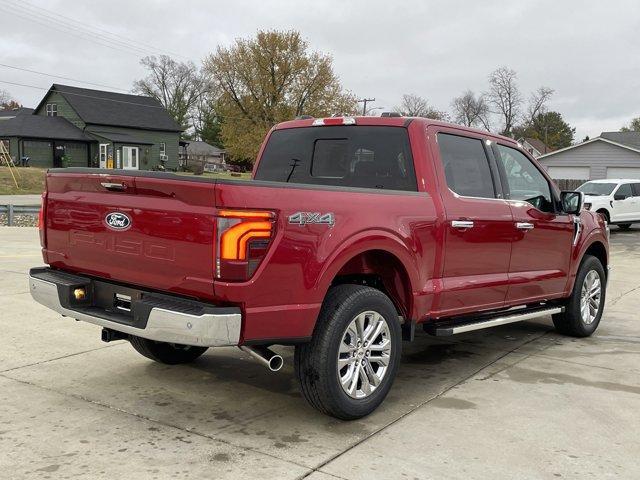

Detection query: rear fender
xmin=316 ymin=229 xmax=420 ymax=317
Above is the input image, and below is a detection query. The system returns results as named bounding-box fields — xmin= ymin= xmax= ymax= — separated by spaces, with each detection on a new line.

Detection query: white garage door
xmin=606 ymin=167 xmax=640 ymax=179
xmin=546 ymin=166 xmax=591 ymax=180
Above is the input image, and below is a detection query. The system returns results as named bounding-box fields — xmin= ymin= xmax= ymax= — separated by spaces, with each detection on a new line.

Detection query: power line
xmin=0 ymin=0 xmax=190 ymax=61
xmin=0 ymin=63 xmax=130 ymax=92
xmin=1 ymin=0 xmax=158 ymax=56
xmin=0 ymin=4 xmax=151 ymax=58
xmin=0 ymin=79 xmax=257 ymax=122
xmin=0 ymin=79 xmax=165 ymax=109
xmin=8 ymin=0 xmax=189 ymax=60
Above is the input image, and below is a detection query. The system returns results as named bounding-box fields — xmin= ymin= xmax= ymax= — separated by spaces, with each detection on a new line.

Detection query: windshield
xmin=577 ymin=182 xmax=617 ymax=196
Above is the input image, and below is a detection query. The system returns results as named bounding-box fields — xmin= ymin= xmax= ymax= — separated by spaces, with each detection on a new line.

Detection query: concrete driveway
xmin=1 ymin=226 xmax=639 ymax=479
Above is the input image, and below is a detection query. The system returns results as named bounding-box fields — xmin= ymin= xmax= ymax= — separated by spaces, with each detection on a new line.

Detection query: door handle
xmin=516 ymin=222 xmax=534 ymax=230
xmin=451 ymin=220 xmax=475 ymax=229
xmin=101 ymin=182 xmax=127 ymax=191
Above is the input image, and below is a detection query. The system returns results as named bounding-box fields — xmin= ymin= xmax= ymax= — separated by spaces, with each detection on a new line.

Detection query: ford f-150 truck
xmin=29 ymin=116 xmax=609 ymax=419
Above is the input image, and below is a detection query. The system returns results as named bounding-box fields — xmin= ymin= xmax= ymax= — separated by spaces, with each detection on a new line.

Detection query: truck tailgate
xmin=44 ymin=172 xmax=218 ymax=300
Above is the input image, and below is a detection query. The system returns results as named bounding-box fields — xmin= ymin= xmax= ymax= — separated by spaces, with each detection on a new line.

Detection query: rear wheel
xmin=552 ymin=255 xmax=606 ymax=337
xmin=295 ymin=284 xmax=402 ymax=420
xmin=618 ymin=224 xmax=632 ymax=230
xmin=129 ymin=336 xmax=208 ymax=364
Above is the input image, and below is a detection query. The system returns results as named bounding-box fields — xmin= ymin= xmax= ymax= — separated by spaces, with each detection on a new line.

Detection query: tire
xmin=129 ymin=336 xmax=208 ymax=364
xmin=618 ymin=224 xmax=632 ymax=230
xmin=552 ymin=255 xmax=606 ymax=337
xmin=295 ymin=284 xmax=402 ymax=420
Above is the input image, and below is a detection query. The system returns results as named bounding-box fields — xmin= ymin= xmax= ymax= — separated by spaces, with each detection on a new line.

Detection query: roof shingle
xmin=600 ymin=131 xmax=640 ymax=150
xmin=44 ymin=84 xmax=182 ymax=132
xmin=0 ymin=114 xmax=92 ymax=141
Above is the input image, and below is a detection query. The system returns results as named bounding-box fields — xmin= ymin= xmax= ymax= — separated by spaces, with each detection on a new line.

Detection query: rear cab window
xmin=254 ymin=126 xmax=417 ymax=191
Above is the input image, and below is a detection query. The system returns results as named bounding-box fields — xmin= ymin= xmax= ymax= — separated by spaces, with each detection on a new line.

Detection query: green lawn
xmin=0 ymin=167 xmax=46 ymax=195
xmin=0 ymin=167 xmax=251 ymax=195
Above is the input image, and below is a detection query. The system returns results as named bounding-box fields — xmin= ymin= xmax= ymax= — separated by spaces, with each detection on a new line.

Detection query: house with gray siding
xmin=538 ymin=132 xmax=640 ymax=181
xmin=0 ymin=84 xmax=182 ymax=170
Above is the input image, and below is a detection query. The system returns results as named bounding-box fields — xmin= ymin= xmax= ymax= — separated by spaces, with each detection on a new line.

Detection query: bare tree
xmin=526 ymin=86 xmax=554 ymax=125
xmin=396 ymin=93 xmax=448 ymax=120
xmin=486 ymin=67 xmax=522 ymax=136
xmin=133 ymin=55 xmax=206 ymax=129
xmin=0 ymin=89 xmax=13 ymax=108
xmin=451 ymin=90 xmax=490 ymax=129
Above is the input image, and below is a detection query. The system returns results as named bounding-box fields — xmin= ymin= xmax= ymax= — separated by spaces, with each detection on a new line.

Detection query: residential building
xmin=518 ymin=137 xmax=553 ymax=158
xmin=179 ymin=140 xmax=227 ymax=172
xmin=538 ymin=132 xmax=640 ymax=181
xmin=0 ymin=84 xmax=182 ymax=170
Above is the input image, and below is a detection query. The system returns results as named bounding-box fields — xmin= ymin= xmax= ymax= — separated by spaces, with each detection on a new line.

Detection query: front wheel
xmin=129 ymin=336 xmax=208 ymax=364
xmin=295 ymin=284 xmax=402 ymax=420
xmin=552 ymin=255 xmax=606 ymax=337
xmin=618 ymin=224 xmax=632 ymax=230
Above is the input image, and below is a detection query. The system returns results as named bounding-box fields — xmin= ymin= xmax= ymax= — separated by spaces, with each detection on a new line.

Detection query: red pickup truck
xmin=30 ymin=116 xmax=609 ymax=419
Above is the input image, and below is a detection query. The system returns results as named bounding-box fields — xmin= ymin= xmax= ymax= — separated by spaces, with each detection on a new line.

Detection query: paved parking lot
xmin=1 ymin=226 xmax=639 ymax=479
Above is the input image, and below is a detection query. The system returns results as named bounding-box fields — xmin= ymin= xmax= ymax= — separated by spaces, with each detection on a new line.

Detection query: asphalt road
xmin=1 ymin=226 xmax=639 ymax=479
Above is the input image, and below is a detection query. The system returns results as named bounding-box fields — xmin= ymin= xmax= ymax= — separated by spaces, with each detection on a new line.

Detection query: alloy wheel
xmin=337 ymin=310 xmax=392 ymax=399
xmin=580 ymin=270 xmax=602 ymax=325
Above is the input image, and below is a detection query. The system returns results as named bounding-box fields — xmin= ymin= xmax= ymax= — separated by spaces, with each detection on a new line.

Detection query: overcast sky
xmin=1 ymin=0 xmax=639 ymax=140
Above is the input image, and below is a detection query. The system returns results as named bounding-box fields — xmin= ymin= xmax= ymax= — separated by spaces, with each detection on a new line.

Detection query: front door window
xmin=495 ymin=144 xmax=553 ymax=212
xmin=122 ymin=146 xmax=139 ymax=170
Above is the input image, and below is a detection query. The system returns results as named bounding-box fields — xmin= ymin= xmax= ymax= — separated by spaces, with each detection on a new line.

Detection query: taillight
xmin=215 ymin=209 xmax=276 ymax=281
xmin=38 ymin=192 xmax=46 ymax=247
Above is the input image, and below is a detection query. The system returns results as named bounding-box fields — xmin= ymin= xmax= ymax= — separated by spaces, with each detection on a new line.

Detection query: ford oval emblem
xmin=105 ymin=212 xmax=131 ymax=230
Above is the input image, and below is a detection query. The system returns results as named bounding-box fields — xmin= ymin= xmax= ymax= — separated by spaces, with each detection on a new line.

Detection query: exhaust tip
xmin=269 ymin=355 xmax=284 ymax=372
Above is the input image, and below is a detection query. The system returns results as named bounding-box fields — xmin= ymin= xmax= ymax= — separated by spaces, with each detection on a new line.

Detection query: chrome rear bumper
xmin=29 ymin=269 xmax=241 ymax=347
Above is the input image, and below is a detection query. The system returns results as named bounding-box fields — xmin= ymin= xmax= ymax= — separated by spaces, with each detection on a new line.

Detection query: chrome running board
xmin=425 ymin=306 xmax=564 ymax=336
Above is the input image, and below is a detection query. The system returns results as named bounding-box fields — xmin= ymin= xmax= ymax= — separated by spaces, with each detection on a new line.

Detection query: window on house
xmin=46 ymin=104 xmax=58 ymax=117
xmin=159 ymin=142 xmax=166 ymax=157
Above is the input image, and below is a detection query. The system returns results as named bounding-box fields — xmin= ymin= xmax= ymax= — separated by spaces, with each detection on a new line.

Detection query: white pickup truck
xmin=578 ymin=179 xmax=640 ymax=229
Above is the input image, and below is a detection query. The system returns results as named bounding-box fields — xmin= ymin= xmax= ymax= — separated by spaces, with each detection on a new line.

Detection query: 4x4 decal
xmin=288 ymin=212 xmax=335 ymax=227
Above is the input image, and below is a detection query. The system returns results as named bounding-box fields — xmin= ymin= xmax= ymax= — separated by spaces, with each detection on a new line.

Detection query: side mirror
xmin=561 ymin=191 xmax=584 ymax=215
xmin=614 ymin=193 xmax=628 ymax=201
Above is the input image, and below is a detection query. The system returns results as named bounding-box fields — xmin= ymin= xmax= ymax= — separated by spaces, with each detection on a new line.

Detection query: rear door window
xmin=255 ymin=126 xmax=417 ymax=191
xmin=437 ymin=133 xmax=496 ymax=199
xmin=632 ymin=183 xmax=640 ymax=196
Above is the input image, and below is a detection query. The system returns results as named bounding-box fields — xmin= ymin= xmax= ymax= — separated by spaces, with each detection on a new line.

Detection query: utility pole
xmin=357 ymin=98 xmax=375 ymax=116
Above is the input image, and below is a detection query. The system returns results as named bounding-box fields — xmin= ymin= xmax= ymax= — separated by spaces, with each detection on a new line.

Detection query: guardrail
xmin=0 ymin=204 xmax=40 ymax=226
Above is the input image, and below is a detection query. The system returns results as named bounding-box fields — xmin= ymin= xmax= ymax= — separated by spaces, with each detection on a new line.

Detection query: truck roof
xmin=273 ymin=116 xmax=518 ymax=145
